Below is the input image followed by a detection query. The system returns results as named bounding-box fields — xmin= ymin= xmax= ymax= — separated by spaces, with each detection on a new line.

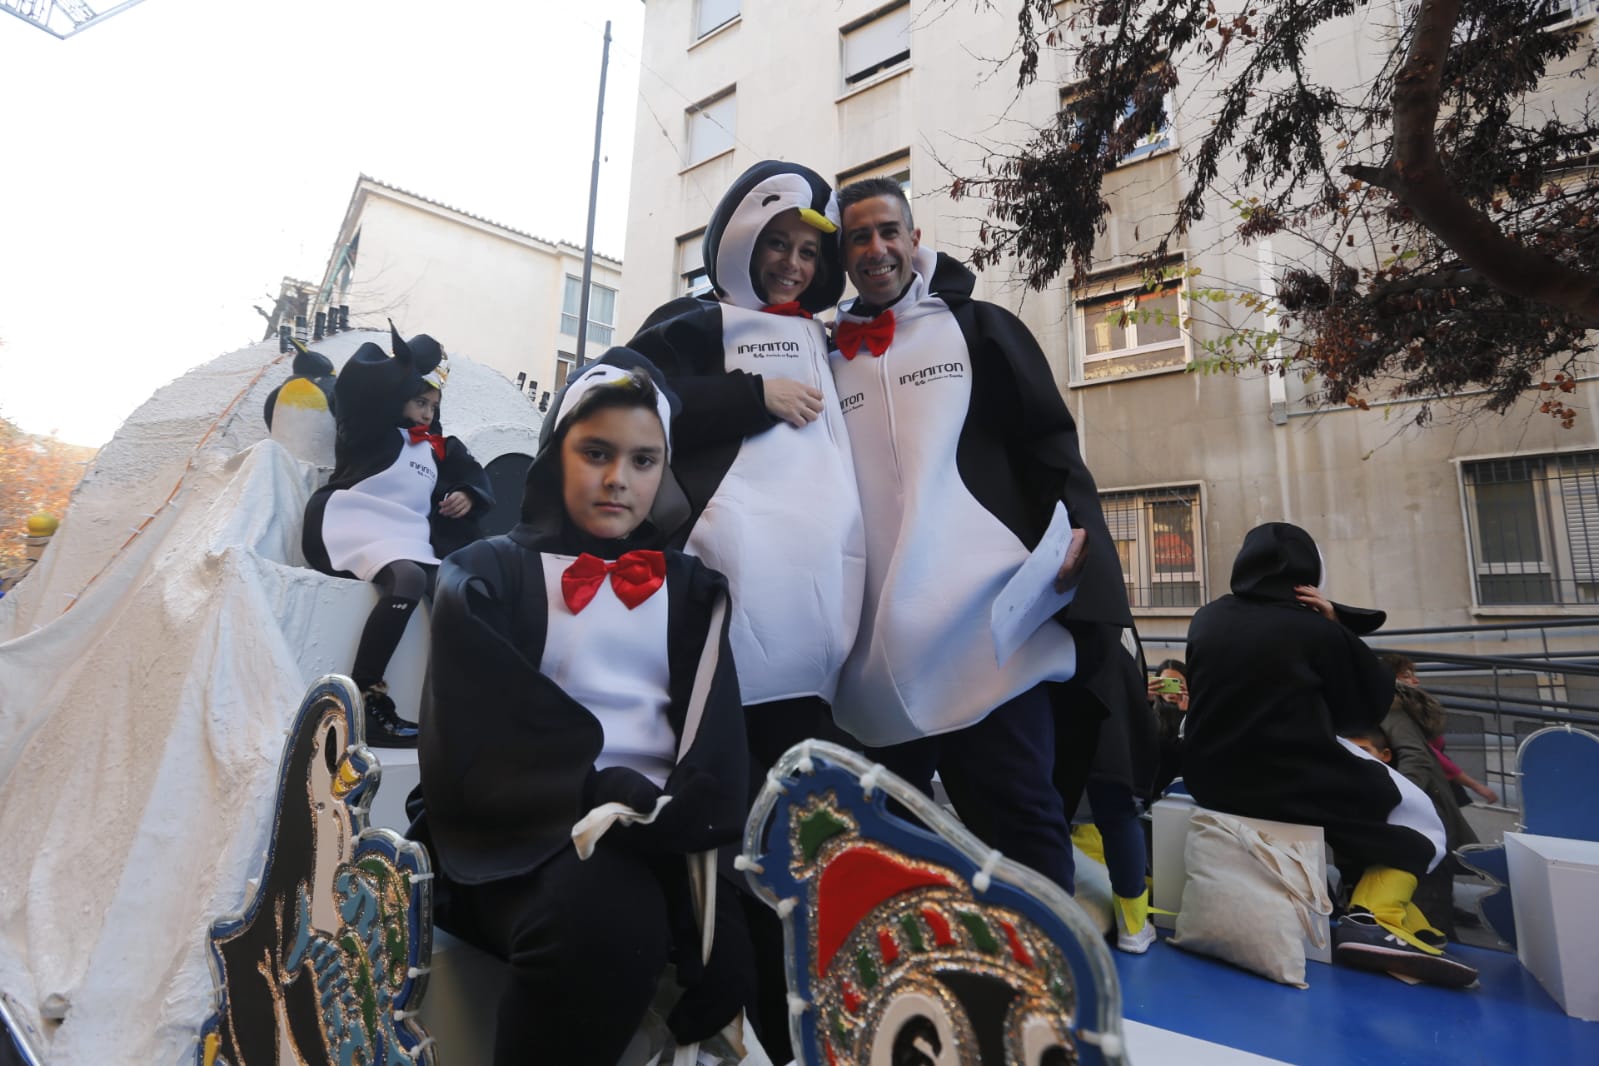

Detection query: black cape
xmin=1182 ymin=522 xmax=1435 ymax=875
xmin=416 ymin=525 xmax=749 ymax=886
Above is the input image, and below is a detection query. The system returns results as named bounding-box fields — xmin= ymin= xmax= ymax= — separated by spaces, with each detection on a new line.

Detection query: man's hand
xmin=438 ymin=490 xmax=473 ymax=518
xmin=1054 ymin=528 xmax=1088 ymax=593
xmin=1294 ymin=584 xmax=1336 ymax=621
xmin=764 ymin=378 xmax=825 ymax=428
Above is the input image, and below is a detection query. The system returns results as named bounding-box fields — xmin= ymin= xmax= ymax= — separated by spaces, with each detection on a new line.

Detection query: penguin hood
xmin=332 ymin=324 xmax=446 ymax=432
xmin=702 ymin=160 xmax=844 ymax=313
xmin=1229 ymin=522 xmax=1386 ymax=634
xmin=520 ymin=347 xmax=689 ymax=537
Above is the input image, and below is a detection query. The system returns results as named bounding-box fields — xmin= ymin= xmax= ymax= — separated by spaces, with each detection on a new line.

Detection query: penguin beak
xmin=330 ymin=755 xmax=362 ymax=800
xmin=799 ymin=207 xmax=837 ymax=234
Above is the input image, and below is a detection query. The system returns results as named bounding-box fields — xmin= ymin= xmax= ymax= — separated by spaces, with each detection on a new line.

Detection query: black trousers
xmin=868 ymin=684 xmax=1077 ymax=892
xmin=446 ymin=844 xmax=675 ymax=1065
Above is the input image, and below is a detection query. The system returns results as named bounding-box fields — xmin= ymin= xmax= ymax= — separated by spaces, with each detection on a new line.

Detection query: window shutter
xmin=696 ymin=0 xmax=739 ymax=38
xmin=687 ymin=92 xmax=736 ymax=165
xmin=843 ymin=6 xmax=910 ymax=82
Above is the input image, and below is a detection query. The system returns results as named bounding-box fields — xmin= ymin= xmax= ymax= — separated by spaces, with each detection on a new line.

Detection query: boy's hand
xmin=1054 ymin=528 xmax=1088 ymax=593
xmin=1295 ymin=584 xmax=1336 ymax=621
xmin=438 ymin=491 xmax=472 ymax=518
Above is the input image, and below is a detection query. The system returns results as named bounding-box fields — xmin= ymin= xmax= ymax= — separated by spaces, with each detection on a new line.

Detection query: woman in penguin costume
xmin=628 ymin=159 xmax=865 ymax=770
xmin=301 ymin=325 xmax=494 ymax=745
xmin=629 ymin=164 xmax=866 ymax=1058
xmin=413 ymin=348 xmax=753 ymax=1063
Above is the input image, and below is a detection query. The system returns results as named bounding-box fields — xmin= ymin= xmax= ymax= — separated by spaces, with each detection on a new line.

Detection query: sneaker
xmin=1116 ymin=920 xmax=1157 ymax=954
xmin=361 ymin=683 xmax=419 ymax=748
xmin=1333 ymin=910 xmax=1478 ymax=988
xmin=1114 ymin=890 xmax=1158 ymax=954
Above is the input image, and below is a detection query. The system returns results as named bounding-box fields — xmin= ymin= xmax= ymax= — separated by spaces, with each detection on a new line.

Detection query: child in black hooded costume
xmin=1183 ymin=522 xmax=1477 ymax=987
xmin=302 ymin=326 xmax=493 ymax=746
xmin=414 ymin=349 xmax=752 ymax=1064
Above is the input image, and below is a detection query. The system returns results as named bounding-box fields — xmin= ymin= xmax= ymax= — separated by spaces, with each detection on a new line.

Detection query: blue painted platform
xmin=1115 ymin=931 xmax=1599 ymax=1065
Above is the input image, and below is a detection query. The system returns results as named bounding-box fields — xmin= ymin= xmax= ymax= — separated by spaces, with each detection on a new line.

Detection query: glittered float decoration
xmin=741 ymin=741 xmax=1127 ymax=1066
xmin=196 ymin=675 xmax=436 ymax=1066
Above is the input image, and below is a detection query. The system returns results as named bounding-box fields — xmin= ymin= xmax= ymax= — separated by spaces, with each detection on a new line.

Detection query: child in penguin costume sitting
xmin=413 ymin=349 xmax=753 ymax=1064
xmin=301 ymin=325 xmax=493 ymax=746
xmin=629 ymin=161 xmax=865 ymax=1059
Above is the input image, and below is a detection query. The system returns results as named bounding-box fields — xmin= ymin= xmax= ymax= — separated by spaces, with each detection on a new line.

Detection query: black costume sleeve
xmin=958 ymin=299 xmax=1133 ymax=632
xmin=628 ymin=302 xmax=778 ymax=453
xmin=1319 ymin=626 xmax=1395 ymax=735
xmin=426 ymin=437 xmax=494 ymax=559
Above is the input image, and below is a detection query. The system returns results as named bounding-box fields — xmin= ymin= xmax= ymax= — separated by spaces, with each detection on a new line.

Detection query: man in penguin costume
xmin=1183 ymin=522 xmax=1478 ymax=987
xmin=629 ymin=160 xmax=864 ymax=765
xmin=828 ymin=178 xmax=1135 ymax=896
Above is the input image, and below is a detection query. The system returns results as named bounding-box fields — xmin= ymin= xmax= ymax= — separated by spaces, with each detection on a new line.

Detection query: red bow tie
xmin=836 ymin=310 xmax=895 ymax=360
xmin=561 ymin=551 xmax=667 ymax=614
xmin=407 ymin=424 xmax=446 ymax=460
xmin=762 ymin=301 xmax=813 ymax=318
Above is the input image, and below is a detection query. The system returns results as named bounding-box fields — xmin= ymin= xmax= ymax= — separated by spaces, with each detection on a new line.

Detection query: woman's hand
xmin=438 ymin=490 xmax=473 ymax=518
xmin=1295 ymin=584 xmax=1336 ymax=621
xmin=764 ymin=378 xmax=825 ymax=428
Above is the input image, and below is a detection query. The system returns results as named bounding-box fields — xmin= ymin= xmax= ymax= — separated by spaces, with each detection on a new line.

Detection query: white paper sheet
xmin=991 ymin=501 xmax=1077 ymax=666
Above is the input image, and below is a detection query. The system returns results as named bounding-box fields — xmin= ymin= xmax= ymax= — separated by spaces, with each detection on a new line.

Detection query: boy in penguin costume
xmin=413 ymin=349 xmax=753 ymax=1064
xmin=828 ymin=178 xmax=1135 ymax=896
xmin=628 ymin=160 xmax=864 ymax=773
xmin=1183 ymin=522 xmax=1478 ymax=987
xmin=301 ymin=325 xmax=494 ymax=745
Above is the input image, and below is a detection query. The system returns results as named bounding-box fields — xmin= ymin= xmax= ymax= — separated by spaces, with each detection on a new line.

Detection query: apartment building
xmin=313 ymin=175 xmax=623 ymax=407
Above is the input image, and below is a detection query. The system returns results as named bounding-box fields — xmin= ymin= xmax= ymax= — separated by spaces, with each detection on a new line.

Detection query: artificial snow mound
xmin=0 ymin=331 xmax=540 ymax=1064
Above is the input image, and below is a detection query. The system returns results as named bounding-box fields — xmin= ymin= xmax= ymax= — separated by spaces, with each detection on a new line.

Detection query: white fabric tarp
xmin=0 ymin=331 xmax=539 ymax=1064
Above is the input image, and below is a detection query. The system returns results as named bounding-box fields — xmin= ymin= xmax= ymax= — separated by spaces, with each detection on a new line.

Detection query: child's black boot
xmin=361 ymin=681 xmax=420 ymax=748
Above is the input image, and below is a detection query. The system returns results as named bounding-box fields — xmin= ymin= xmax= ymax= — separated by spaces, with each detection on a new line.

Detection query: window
xmin=685 ymin=88 xmax=736 ymax=168
xmin=677 ymin=230 xmax=712 ymax=297
xmin=695 ymin=0 xmax=739 ymax=39
xmin=1543 ymin=0 xmax=1598 ymax=29
xmin=842 ymin=2 xmax=910 ymax=87
xmin=1073 ymin=267 xmax=1189 ymax=381
xmin=1101 ymin=486 xmax=1205 ymax=609
xmin=555 ymin=352 xmax=576 ymax=392
xmin=1461 ymin=452 xmax=1599 ymax=606
xmin=1061 ymin=84 xmax=1175 ymax=168
xmin=839 ymin=151 xmax=911 ymax=198
xmin=560 ymin=275 xmax=616 ymax=348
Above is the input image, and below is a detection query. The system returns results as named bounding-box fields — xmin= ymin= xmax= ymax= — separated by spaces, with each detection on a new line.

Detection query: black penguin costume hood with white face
xmin=702 ymin=160 xmax=845 ymax=314
xmin=1230 ymin=521 xmax=1387 ymax=634
xmin=519 ymin=347 xmax=690 ymax=539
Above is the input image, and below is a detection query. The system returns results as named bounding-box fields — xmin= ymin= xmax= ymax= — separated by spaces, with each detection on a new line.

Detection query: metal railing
xmin=1138 ymin=617 xmax=1599 ymax=808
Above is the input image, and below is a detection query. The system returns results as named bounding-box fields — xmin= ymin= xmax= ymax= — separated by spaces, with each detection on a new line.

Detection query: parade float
xmin=2 ymin=327 xmax=1596 ymax=1066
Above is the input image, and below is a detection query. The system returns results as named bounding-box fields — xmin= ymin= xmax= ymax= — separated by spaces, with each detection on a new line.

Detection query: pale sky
xmin=0 ymin=0 xmax=647 ymax=446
